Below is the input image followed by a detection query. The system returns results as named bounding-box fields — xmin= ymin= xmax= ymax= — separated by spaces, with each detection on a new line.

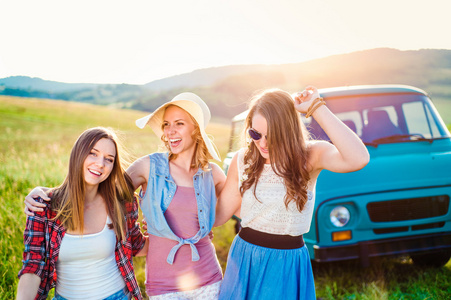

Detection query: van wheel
xmin=410 ymin=251 xmax=451 ymax=267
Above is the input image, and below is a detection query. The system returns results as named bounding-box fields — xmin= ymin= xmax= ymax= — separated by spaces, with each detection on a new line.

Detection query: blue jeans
xmin=53 ymin=287 xmax=130 ymax=300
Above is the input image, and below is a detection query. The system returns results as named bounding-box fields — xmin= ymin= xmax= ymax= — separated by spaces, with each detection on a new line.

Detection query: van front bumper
xmin=313 ymin=232 xmax=451 ymax=266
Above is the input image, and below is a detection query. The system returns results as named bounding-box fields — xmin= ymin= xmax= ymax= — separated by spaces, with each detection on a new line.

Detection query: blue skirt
xmin=218 ymin=234 xmax=316 ymax=300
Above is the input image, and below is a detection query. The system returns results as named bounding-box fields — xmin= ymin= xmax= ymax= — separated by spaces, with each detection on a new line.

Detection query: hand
xmin=208 ymin=230 xmax=214 ymax=240
xmin=24 ymin=187 xmax=50 ymax=216
xmin=293 ymin=86 xmax=320 ymax=114
xmin=141 ymin=218 xmax=148 ymax=236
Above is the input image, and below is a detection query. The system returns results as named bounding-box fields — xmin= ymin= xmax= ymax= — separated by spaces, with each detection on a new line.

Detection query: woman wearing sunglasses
xmin=215 ymin=86 xmax=370 ymax=299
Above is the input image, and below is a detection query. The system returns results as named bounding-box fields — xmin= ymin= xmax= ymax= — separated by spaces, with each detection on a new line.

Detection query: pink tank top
xmin=145 ymin=186 xmax=222 ymax=296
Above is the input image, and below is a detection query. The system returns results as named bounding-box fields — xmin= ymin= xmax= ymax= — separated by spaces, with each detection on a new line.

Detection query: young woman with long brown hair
xmin=215 ymin=86 xmax=370 ymax=299
xmin=17 ymin=127 xmax=148 ymax=300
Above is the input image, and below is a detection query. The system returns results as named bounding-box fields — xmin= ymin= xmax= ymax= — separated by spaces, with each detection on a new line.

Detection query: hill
xmin=0 ymin=76 xmax=96 ymax=92
xmin=0 ymin=76 xmax=145 ymax=105
xmin=1 ymin=48 xmax=451 ymax=121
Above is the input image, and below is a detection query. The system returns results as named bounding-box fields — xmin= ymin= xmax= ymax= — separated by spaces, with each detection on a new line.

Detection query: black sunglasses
xmin=248 ymin=128 xmax=267 ymax=141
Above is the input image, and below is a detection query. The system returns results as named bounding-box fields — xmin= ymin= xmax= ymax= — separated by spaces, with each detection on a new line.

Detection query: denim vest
xmin=139 ymin=152 xmax=217 ymax=265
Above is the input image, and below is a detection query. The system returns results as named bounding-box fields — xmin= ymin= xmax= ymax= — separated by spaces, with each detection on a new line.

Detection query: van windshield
xmin=304 ymin=93 xmax=450 ymax=145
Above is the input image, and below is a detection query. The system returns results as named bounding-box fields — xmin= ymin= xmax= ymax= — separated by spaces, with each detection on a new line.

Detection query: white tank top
xmin=56 ymin=216 xmax=125 ymax=299
xmin=237 ymin=148 xmax=316 ymax=236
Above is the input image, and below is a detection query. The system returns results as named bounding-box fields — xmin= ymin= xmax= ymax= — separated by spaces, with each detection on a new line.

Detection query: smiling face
xmin=83 ymin=138 xmax=116 ymax=187
xmin=251 ymin=112 xmax=270 ymax=163
xmin=162 ymin=105 xmax=197 ymax=156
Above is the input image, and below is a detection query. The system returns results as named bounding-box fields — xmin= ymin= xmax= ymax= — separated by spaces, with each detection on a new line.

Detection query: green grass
xmin=2 ymin=95 xmax=450 ymax=299
xmin=431 ymin=97 xmax=451 ymax=125
xmin=314 ymin=258 xmax=451 ymax=299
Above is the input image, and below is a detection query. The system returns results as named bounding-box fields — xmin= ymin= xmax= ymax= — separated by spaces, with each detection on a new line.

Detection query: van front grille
xmin=367 ymin=195 xmax=449 ymax=222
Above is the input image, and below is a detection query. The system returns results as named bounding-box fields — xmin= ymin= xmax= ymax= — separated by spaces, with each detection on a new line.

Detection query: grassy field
xmin=431 ymin=97 xmax=451 ymax=126
xmin=1 ymin=95 xmax=450 ymax=299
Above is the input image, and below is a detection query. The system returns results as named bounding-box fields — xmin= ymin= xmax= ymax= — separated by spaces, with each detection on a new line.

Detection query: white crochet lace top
xmin=237 ymin=148 xmax=315 ymax=236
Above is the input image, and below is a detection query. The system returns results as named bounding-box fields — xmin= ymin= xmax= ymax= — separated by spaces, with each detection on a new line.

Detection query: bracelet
xmin=307 ymin=97 xmax=323 ymax=112
xmin=305 ymin=102 xmax=325 ymax=118
xmin=305 ymin=98 xmax=325 ymax=118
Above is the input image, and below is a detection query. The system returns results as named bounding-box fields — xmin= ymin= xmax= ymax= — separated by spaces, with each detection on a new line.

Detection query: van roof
xmin=318 ymin=84 xmax=427 ymax=99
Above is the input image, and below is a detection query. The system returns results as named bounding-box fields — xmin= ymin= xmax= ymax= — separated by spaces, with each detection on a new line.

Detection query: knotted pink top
xmin=145 ymin=186 xmax=222 ymax=296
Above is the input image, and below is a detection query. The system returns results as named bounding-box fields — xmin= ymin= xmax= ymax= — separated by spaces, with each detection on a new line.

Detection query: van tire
xmin=410 ymin=250 xmax=451 ymax=268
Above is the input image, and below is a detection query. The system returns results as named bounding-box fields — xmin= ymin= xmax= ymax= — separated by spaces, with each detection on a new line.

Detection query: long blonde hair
xmin=161 ymin=105 xmax=211 ymax=171
xmin=240 ymin=89 xmax=311 ymax=212
xmin=51 ymin=127 xmax=133 ymax=241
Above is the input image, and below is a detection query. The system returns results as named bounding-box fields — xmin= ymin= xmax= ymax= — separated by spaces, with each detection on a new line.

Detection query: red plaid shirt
xmin=18 ymin=197 xmax=146 ymax=300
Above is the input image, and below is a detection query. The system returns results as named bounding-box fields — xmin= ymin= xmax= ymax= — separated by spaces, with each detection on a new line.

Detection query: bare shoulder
xmin=210 ymin=162 xmax=226 ymax=183
xmin=127 ymin=155 xmax=151 ymax=189
xmin=231 ymin=151 xmax=240 ymax=165
xmin=128 ymin=155 xmax=151 ymax=174
xmin=210 ymin=162 xmax=224 ymax=174
xmin=227 ymin=152 xmax=240 ymax=177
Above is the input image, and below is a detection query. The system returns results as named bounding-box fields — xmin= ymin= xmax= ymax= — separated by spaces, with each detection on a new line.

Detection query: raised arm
xmin=25 ymin=156 xmax=151 ymax=215
xmin=295 ymin=86 xmax=370 ymax=174
xmin=214 ymin=152 xmax=242 ymax=227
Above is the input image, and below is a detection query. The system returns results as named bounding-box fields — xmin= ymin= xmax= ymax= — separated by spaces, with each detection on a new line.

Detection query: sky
xmin=0 ymin=0 xmax=450 ymax=85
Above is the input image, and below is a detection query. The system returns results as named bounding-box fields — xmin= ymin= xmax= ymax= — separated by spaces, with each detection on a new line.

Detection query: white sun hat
xmin=135 ymin=92 xmax=221 ymax=161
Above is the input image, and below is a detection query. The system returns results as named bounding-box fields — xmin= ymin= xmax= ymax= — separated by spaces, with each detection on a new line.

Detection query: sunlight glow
xmin=177 ymin=272 xmax=200 ymax=292
xmin=0 ymin=0 xmax=450 ymax=84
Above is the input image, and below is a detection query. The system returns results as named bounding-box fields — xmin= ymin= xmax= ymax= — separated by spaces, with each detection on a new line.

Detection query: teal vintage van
xmin=223 ymin=85 xmax=451 ymax=267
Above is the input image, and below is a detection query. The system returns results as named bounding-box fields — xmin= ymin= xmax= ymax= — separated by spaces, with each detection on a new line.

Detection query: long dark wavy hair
xmin=240 ymin=89 xmax=311 ymax=212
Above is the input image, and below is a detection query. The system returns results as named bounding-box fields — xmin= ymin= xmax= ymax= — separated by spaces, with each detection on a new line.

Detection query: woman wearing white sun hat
xmin=129 ymin=92 xmax=226 ymax=299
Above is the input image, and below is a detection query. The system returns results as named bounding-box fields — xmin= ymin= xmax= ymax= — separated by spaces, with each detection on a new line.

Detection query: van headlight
xmin=330 ymin=206 xmax=350 ymax=227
